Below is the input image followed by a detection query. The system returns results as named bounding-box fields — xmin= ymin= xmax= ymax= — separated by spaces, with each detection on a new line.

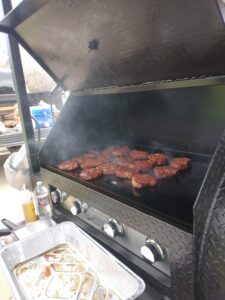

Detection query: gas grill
xmin=2 ymin=1 xmax=225 ymax=299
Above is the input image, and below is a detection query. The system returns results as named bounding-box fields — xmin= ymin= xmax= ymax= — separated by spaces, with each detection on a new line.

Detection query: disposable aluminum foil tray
xmin=0 ymin=221 xmax=145 ymax=300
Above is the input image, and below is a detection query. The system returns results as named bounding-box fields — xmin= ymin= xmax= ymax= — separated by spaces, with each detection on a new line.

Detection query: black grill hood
xmin=1 ymin=0 xmax=225 ymax=92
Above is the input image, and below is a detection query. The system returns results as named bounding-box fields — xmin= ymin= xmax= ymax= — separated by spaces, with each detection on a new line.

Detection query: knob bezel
xmin=103 ymin=218 xmax=124 ymax=238
xmin=141 ymin=239 xmax=167 ymax=264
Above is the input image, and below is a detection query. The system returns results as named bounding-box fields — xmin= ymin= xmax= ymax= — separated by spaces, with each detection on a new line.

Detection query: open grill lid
xmin=1 ymin=0 xmax=225 ymax=92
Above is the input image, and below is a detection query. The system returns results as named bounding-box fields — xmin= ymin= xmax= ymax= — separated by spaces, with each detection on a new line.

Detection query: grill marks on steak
xmin=170 ymin=158 xmax=192 ymax=170
xmin=129 ymin=150 xmax=149 ymax=160
xmin=154 ymin=166 xmax=178 ymax=179
xmin=80 ymin=167 xmax=103 ymax=180
xmin=132 ymin=174 xmax=158 ymax=189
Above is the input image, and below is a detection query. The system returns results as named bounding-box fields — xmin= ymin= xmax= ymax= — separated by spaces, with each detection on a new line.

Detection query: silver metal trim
xmin=70 ymin=76 xmax=225 ymax=97
xmin=103 ymin=218 xmax=124 ymax=238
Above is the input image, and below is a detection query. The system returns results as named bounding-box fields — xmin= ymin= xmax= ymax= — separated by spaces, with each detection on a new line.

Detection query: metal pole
xmin=1 ymin=0 xmax=40 ymax=174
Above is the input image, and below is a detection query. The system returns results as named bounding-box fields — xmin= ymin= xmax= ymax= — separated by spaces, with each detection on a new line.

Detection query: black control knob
xmin=141 ymin=239 xmax=166 ymax=264
xmin=103 ymin=219 xmax=124 ymax=238
xmin=51 ymin=189 xmax=67 ymax=204
xmin=51 ymin=189 xmax=61 ymax=204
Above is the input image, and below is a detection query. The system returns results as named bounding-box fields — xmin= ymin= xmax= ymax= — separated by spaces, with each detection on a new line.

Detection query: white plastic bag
xmin=4 ymin=145 xmax=32 ymax=190
xmin=0 ymin=121 xmax=6 ymax=134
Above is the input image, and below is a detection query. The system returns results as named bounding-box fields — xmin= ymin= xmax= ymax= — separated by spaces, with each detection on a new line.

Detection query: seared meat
xmin=112 ymin=146 xmax=130 ymax=157
xmin=129 ymin=150 xmax=149 ymax=160
xmin=101 ymin=149 xmax=113 ymax=160
xmin=154 ymin=166 xmax=178 ymax=179
xmin=72 ymin=155 xmax=84 ymax=164
xmin=132 ymin=160 xmax=154 ymax=171
xmin=149 ymin=153 xmax=168 ymax=166
xmin=80 ymin=167 xmax=103 ymax=180
xmin=72 ymin=151 xmax=99 ymax=163
xmin=132 ymin=174 xmax=158 ymax=189
xmin=113 ymin=157 xmax=134 ymax=167
xmin=80 ymin=155 xmax=109 ymax=168
xmin=58 ymin=160 xmax=79 ymax=170
xmin=86 ymin=150 xmax=100 ymax=158
xmin=80 ymin=158 xmax=100 ymax=169
xmin=170 ymin=158 xmax=192 ymax=170
xmin=101 ymin=163 xmax=119 ymax=175
xmin=148 ymin=175 xmax=158 ymax=187
xmin=115 ymin=166 xmax=138 ymax=179
xmin=132 ymin=174 xmax=149 ymax=188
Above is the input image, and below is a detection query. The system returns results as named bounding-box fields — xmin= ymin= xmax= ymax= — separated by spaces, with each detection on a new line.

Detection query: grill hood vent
xmin=2 ymin=0 xmax=225 ymax=91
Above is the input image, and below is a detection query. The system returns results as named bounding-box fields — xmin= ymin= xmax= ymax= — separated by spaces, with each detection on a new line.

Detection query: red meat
xmin=154 ymin=166 xmax=178 ymax=179
xmin=58 ymin=160 xmax=79 ymax=170
xmin=170 ymin=158 xmax=192 ymax=170
xmin=80 ymin=167 xmax=103 ymax=180
xmin=132 ymin=160 xmax=155 ymax=171
xmin=115 ymin=166 xmax=138 ymax=179
xmin=149 ymin=153 xmax=168 ymax=166
xmin=129 ymin=150 xmax=149 ymax=160
xmin=112 ymin=146 xmax=130 ymax=157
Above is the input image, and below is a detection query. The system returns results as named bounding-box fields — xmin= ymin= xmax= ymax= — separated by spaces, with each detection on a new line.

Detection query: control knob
xmin=70 ymin=200 xmax=88 ymax=215
xmin=141 ymin=239 xmax=167 ymax=264
xmin=103 ymin=219 xmax=124 ymax=238
xmin=71 ymin=201 xmax=81 ymax=215
xmin=51 ymin=189 xmax=67 ymax=204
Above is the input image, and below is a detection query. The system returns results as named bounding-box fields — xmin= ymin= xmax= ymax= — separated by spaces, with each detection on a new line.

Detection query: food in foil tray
xmin=14 ymin=244 xmax=121 ymax=300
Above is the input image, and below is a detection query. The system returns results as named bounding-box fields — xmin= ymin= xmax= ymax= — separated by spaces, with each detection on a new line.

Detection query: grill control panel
xmin=53 ymin=191 xmax=171 ymax=277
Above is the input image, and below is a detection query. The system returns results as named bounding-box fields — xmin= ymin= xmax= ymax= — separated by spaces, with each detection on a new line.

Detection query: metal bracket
xmin=217 ymin=0 xmax=225 ymax=24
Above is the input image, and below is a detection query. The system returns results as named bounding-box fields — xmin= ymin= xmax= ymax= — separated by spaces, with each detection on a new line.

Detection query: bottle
xmin=21 ymin=186 xmax=37 ymax=223
xmin=34 ymin=181 xmax=52 ymax=218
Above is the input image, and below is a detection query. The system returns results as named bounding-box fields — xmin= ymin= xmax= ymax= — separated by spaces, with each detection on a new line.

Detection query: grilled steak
xmin=86 ymin=150 xmax=100 ymax=158
xmin=148 ymin=175 xmax=158 ymax=187
xmin=80 ymin=155 xmax=109 ymax=168
xmin=149 ymin=153 xmax=168 ymax=166
xmin=113 ymin=157 xmax=134 ymax=167
xmin=80 ymin=158 xmax=101 ymax=169
xmin=131 ymin=174 xmax=158 ymax=189
xmin=116 ymin=166 xmax=138 ymax=179
xmin=129 ymin=150 xmax=149 ymax=160
xmin=101 ymin=163 xmax=119 ymax=175
xmin=170 ymin=158 xmax=192 ymax=170
xmin=112 ymin=146 xmax=130 ymax=157
xmin=72 ymin=155 xmax=84 ymax=164
xmin=80 ymin=167 xmax=103 ymax=180
xmin=101 ymin=149 xmax=113 ymax=160
xmin=154 ymin=166 xmax=178 ymax=179
xmin=58 ymin=160 xmax=79 ymax=170
xmin=132 ymin=160 xmax=154 ymax=171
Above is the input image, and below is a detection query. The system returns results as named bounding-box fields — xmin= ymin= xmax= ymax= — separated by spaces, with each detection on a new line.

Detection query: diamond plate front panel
xmin=41 ymin=168 xmax=194 ymax=300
